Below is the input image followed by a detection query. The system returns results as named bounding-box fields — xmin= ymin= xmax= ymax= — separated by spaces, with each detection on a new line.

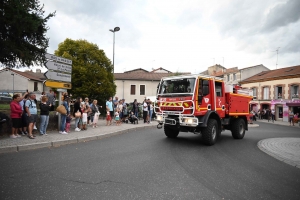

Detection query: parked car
xmin=0 ymin=93 xmax=12 ymax=101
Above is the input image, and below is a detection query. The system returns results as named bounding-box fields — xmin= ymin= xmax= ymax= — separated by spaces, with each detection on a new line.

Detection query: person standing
xmin=39 ymin=96 xmax=51 ymax=135
xmin=133 ymin=99 xmax=138 ymax=119
xmin=113 ymin=97 xmax=119 ymax=110
xmin=46 ymin=90 xmax=56 ymax=111
xmin=19 ymin=92 xmax=29 ymax=135
xmin=10 ymin=94 xmax=23 ymax=138
xmin=149 ymin=102 xmax=153 ymax=123
xmin=59 ymin=95 xmax=69 ymax=134
xmin=84 ymin=97 xmax=91 ymax=125
xmin=271 ymin=109 xmax=275 ymax=123
xmin=73 ymin=97 xmax=82 ymax=131
xmin=25 ymin=92 xmax=38 ymax=139
xmin=143 ymin=99 xmax=148 ymax=123
xmin=289 ymin=109 xmax=294 ymax=126
xmin=91 ymin=100 xmax=99 ymax=128
xmin=106 ymin=97 xmax=113 ymax=125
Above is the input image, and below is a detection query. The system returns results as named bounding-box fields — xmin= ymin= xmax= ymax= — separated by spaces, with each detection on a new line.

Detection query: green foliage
xmin=0 ymin=0 xmax=55 ymax=68
xmin=55 ymin=38 xmax=116 ymax=105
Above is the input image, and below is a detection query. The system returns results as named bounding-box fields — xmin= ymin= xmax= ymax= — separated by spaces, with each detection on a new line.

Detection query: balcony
xmin=292 ymin=94 xmax=299 ymax=99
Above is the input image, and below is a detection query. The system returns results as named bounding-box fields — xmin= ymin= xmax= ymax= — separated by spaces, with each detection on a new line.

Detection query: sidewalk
xmin=0 ymin=119 xmax=156 ymax=153
xmin=254 ymin=118 xmax=300 ymax=128
xmin=255 ymin=118 xmax=300 ymax=169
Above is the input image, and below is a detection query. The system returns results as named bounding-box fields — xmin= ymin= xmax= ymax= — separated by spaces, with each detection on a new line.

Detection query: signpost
xmin=45 ymin=53 xmax=72 ymax=65
xmin=45 ymin=61 xmax=72 ymax=73
xmin=44 ymin=71 xmax=72 ymax=82
xmin=44 ymin=53 xmax=73 ymax=130
xmin=44 ymin=80 xmax=72 ymax=89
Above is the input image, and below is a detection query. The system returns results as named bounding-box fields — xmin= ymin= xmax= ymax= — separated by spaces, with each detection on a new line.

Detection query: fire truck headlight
xmin=156 ymin=115 xmax=163 ymax=121
xmin=187 ymin=119 xmax=193 ymax=123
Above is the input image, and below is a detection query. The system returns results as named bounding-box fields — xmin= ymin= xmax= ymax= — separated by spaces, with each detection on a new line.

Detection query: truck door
xmin=215 ymin=81 xmax=225 ymax=118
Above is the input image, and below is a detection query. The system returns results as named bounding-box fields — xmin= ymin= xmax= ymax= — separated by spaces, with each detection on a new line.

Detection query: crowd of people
xmin=250 ymin=108 xmax=299 ymax=126
xmin=8 ymin=91 xmax=155 ymax=139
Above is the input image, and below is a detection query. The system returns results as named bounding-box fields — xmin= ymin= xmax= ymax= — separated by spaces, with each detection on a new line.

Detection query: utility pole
xmin=275 ymin=47 xmax=280 ymax=69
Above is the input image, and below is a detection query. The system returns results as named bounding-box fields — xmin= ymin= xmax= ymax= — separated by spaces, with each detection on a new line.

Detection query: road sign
xmin=44 ymin=80 xmax=72 ymax=89
xmin=44 ymin=71 xmax=71 ymax=82
xmin=45 ymin=53 xmax=72 ymax=65
xmin=45 ymin=61 xmax=72 ymax=73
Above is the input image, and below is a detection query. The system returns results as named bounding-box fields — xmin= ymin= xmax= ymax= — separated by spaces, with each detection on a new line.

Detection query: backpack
xmin=24 ymin=99 xmax=34 ymax=110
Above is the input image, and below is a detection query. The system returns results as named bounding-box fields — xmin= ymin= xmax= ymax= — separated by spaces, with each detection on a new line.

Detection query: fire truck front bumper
xmin=156 ymin=115 xmax=198 ymax=127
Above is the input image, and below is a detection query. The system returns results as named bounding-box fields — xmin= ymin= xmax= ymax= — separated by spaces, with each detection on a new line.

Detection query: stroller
xmin=128 ymin=111 xmax=138 ymax=124
xmin=0 ymin=112 xmax=11 ymax=136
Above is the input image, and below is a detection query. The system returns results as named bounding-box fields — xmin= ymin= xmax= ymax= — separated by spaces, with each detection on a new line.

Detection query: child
xmin=115 ymin=109 xmax=120 ymax=126
xmin=129 ymin=112 xmax=138 ymax=124
xmin=81 ymin=103 xmax=88 ymax=130
xmin=106 ymin=107 xmax=111 ymax=126
xmin=65 ymin=114 xmax=72 ymax=133
xmin=93 ymin=111 xmax=99 ymax=128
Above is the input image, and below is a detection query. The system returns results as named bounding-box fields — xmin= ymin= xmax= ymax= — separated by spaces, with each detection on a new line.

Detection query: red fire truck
xmin=155 ymin=74 xmax=253 ymax=146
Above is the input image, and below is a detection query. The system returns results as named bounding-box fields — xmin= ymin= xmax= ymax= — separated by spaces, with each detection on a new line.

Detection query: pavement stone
xmin=258 ymin=138 xmax=300 ymax=169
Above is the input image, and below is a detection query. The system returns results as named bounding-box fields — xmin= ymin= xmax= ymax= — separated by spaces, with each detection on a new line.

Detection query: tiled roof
xmin=150 ymin=67 xmax=172 ymax=73
xmin=2 ymin=68 xmax=46 ymax=82
xmin=114 ymin=72 xmax=190 ymax=81
xmin=240 ymin=65 xmax=300 ymax=83
xmin=212 ymin=67 xmax=239 ymax=77
xmin=124 ymin=68 xmax=149 ymax=73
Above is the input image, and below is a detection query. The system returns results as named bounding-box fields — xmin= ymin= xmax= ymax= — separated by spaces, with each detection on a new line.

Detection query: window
xmin=34 ymin=82 xmax=38 ymax=91
xmin=291 ymin=85 xmax=299 ymax=98
xmin=263 ymin=87 xmax=269 ymax=100
xmin=275 ymin=86 xmax=282 ymax=99
xmin=215 ymin=81 xmax=223 ymax=97
xmin=159 ymin=78 xmax=196 ymax=94
xmin=233 ymin=73 xmax=236 ymax=80
xmin=252 ymin=88 xmax=257 ymax=99
xmin=227 ymin=75 xmax=230 ymax=81
xmin=130 ymin=85 xmax=136 ymax=95
xmin=140 ymin=85 xmax=145 ymax=95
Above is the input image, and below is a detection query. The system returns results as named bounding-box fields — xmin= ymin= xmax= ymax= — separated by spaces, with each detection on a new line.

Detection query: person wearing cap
xmin=25 ymin=92 xmax=38 ymax=139
xmin=59 ymin=95 xmax=69 ymax=134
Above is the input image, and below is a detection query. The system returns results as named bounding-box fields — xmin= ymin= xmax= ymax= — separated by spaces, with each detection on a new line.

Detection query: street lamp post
xmin=11 ymin=73 xmax=14 ymax=95
xmin=109 ymin=27 xmax=120 ymax=75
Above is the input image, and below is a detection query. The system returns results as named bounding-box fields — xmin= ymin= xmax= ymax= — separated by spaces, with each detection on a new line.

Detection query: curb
xmin=0 ymin=125 xmax=157 ymax=153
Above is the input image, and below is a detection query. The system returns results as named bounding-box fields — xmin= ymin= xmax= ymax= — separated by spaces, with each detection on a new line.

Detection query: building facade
xmin=240 ymin=65 xmax=300 ymax=122
xmin=0 ymin=68 xmax=47 ymax=97
xmin=114 ymin=68 xmax=190 ymax=103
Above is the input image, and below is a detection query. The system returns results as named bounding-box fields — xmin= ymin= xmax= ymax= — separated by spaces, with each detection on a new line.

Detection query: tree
xmin=0 ymin=0 xmax=55 ymax=68
xmin=55 ymin=38 xmax=116 ymax=105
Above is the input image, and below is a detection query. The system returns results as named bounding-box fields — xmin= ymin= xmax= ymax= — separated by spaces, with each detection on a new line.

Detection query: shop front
xmin=286 ymin=100 xmax=300 ymax=116
xmin=270 ymin=99 xmax=300 ymax=122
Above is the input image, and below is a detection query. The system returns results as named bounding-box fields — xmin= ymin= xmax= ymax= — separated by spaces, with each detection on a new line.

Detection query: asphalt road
xmin=0 ymin=122 xmax=299 ymax=200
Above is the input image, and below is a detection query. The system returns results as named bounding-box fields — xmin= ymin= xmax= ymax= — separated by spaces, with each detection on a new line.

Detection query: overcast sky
xmin=39 ymin=0 xmax=300 ymax=73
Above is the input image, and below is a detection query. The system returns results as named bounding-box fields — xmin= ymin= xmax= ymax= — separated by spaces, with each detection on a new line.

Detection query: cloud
xmin=262 ymin=0 xmax=300 ymax=32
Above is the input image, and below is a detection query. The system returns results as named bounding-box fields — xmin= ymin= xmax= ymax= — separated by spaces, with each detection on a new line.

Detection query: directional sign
xmin=45 ymin=53 xmax=72 ymax=65
xmin=44 ymin=71 xmax=71 ymax=82
xmin=45 ymin=61 xmax=72 ymax=73
xmin=44 ymin=80 xmax=72 ymax=89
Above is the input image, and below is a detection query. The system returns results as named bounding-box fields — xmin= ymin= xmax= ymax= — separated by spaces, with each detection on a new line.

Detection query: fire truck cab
xmin=155 ymin=74 xmax=253 ymax=146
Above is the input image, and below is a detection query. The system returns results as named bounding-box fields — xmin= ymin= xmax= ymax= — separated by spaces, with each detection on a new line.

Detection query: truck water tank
xmin=225 ymin=85 xmax=233 ymax=93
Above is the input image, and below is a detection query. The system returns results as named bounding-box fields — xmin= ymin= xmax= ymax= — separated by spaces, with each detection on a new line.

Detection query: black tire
xmin=202 ymin=119 xmax=218 ymax=146
xmin=231 ymin=118 xmax=245 ymax=139
xmin=164 ymin=126 xmax=179 ymax=138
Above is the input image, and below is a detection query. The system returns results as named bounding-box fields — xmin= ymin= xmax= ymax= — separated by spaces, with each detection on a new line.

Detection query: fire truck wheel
xmin=231 ymin=118 xmax=245 ymax=139
xmin=202 ymin=119 xmax=218 ymax=146
xmin=164 ymin=126 xmax=179 ymax=138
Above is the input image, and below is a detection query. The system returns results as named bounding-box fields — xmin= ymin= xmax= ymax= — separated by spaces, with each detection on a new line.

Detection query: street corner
xmin=248 ymin=123 xmax=259 ymax=127
xmin=257 ymin=138 xmax=300 ymax=169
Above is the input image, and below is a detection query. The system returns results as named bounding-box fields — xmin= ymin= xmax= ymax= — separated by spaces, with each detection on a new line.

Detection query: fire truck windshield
xmin=158 ymin=78 xmax=196 ymax=95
